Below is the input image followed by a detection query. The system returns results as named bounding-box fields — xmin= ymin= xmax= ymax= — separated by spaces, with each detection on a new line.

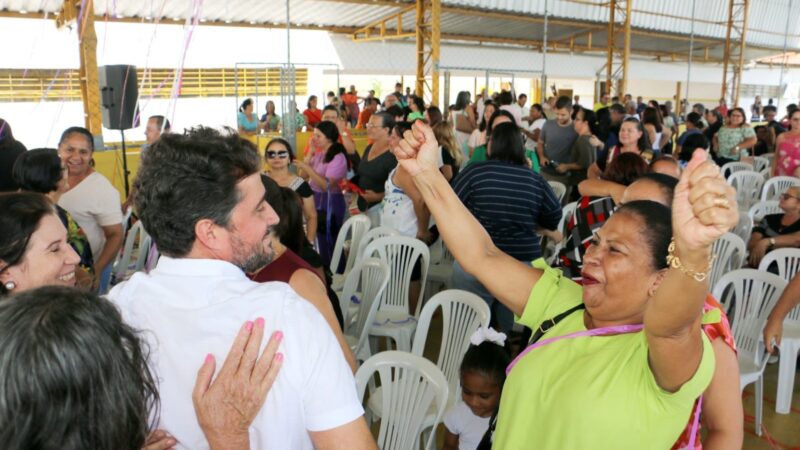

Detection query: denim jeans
xmin=452 ymin=261 xmax=515 ymax=333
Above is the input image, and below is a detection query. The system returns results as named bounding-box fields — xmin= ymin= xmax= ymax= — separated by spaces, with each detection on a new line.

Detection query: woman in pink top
xmin=774 ymin=109 xmax=800 ymax=177
xmin=295 ymin=121 xmax=349 ymax=266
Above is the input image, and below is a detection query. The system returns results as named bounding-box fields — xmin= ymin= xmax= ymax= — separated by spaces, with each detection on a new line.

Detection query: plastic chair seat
xmin=370 ymin=310 xmax=417 ymax=352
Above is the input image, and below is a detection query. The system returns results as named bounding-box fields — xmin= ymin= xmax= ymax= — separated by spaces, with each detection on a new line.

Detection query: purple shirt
xmin=309 ymin=151 xmax=348 ymax=193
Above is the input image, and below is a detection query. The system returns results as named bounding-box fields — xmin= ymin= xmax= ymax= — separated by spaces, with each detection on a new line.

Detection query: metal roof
xmin=1 ymin=0 xmax=798 ymax=62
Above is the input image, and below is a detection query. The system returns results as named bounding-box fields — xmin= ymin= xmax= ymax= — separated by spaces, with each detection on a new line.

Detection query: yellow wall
xmin=94 ymin=131 xmax=371 ymax=201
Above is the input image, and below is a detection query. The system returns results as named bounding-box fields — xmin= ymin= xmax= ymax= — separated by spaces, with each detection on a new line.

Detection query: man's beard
xmin=231 ymin=231 xmax=275 ymax=273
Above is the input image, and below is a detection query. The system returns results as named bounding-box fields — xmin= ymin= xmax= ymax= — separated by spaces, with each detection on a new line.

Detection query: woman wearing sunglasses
xmin=748 ymin=186 xmax=800 ymax=267
xmin=264 ymin=138 xmax=317 ymax=245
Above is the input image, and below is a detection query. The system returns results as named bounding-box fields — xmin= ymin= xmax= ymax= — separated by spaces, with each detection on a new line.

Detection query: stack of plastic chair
xmin=339 ymin=257 xmax=390 ymax=364
xmin=356 ymin=351 xmax=448 ymax=450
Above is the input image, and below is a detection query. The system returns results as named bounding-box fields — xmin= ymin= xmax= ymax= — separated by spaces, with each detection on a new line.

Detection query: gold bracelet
xmin=665 ymin=238 xmax=716 ymax=282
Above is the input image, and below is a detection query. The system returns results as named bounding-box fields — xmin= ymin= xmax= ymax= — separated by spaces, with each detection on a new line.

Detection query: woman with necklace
xmin=264 ymin=138 xmax=317 ymax=245
xmin=748 ymin=186 xmax=800 ymax=267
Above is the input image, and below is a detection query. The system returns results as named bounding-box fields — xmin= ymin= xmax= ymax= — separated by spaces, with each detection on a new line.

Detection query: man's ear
xmin=194 ymin=219 xmax=225 ymax=252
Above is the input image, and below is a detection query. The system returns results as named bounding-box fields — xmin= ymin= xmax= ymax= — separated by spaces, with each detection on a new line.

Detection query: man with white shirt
xmin=517 ymin=93 xmax=530 ymax=119
xmin=497 ymin=90 xmax=525 ymax=128
xmin=108 ymin=128 xmax=375 ymax=450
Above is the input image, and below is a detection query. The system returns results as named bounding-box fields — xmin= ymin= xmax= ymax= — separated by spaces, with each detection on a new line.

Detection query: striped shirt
xmin=454 ymin=160 xmax=562 ymax=261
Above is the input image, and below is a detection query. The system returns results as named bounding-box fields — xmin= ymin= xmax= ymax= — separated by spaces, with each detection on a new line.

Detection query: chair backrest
xmin=748 ymin=200 xmax=781 ymax=222
xmin=760 ymin=167 xmax=771 ymax=181
xmin=548 ymin=180 xmax=567 ymax=203
xmin=721 ymin=161 xmax=753 ymax=179
xmin=355 ymin=351 xmax=449 ymax=450
xmin=758 ymin=248 xmax=800 ymax=282
xmin=731 ymin=211 xmax=753 ymax=244
xmin=558 ymin=201 xmax=578 ymax=237
xmin=727 ymin=171 xmax=765 ymax=212
xmin=356 ymin=226 xmax=400 ymax=260
xmin=761 ymin=176 xmax=800 ymax=202
xmin=752 ymin=156 xmax=770 ymax=173
xmin=711 ymin=269 xmax=785 ymax=367
xmin=410 ymin=290 xmax=491 ymax=400
xmin=709 ymin=233 xmax=746 ymax=289
xmin=429 ymin=237 xmax=455 ymax=267
xmin=114 ymin=221 xmax=150 ymax=279
xmin=341 ymin=257 xmax=390 ymax=355
xmin=329 ymin=215 xmax=372 ymax=275
xmin=363 ymin=236 xmax=430 ymax=316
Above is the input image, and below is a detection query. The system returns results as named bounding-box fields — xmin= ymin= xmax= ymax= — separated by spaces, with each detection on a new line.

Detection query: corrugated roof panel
xmin=1 ymin=0 xmax=798 ymax=51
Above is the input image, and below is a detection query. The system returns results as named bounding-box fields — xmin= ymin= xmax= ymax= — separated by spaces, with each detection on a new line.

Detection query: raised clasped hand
xmin=393 ymin=121 xmax=441 ymax=177
xmin=671 ymin=149 xmax=739 ymax=252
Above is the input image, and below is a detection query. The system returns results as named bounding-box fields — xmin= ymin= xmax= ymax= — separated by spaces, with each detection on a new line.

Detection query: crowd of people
xmin=0 ymin=79 xmax=799 ymax=450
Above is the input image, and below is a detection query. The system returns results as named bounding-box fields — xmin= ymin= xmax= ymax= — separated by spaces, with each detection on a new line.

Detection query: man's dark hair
xmin=373 ymin=112 xmax=396 ymax=132
xmin=133 ymin=127 xmax=261 ymax=257
xmin=518 ymin=93 xmax=527 ymax=100
xmin=497 ymin=91 xmax=513 ymax=106
xmin=322 ymin=104 xmax=338 ymax=114
xmin=0 ymin=286 xmax=159 ymax=450
xmin=149 ymin=115 xmax=170 ymax=131
xmin=692 ymin=103 xmax=706 ymax=114
xmin=12 ymin=148 xmax=63 ymax=193
xmin=609 ymin=103 xmax=625 ymax=115
xmin=763 ymin=105 xmax=777 ymax=114
xmin=555 ymin=96 xmax=572 ymax=110
xmin=385 ymin=104 xmax=405 ymax=119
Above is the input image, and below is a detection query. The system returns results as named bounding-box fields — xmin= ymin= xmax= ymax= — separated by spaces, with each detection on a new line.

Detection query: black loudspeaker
xmin=98 ymin=65 xmax=140 ymax=130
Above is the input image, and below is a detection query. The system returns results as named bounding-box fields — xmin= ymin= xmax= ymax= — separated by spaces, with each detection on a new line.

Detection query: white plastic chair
xmin=426 ymin=238 xmax=455 ymax=296
xmin=356 ymin=351 xmax=449 ymax=450
xmin=759 ymin=248 xmax=800 ymax=282
xmin=732 ymin=211 xmax=753 ymax=246
xmin=340 ymin=258 xmax=390 ymax=364
xmin=748 ymin=201 xmax=781 ymax=223
xmin=711 ymin=269 xmax=786 ymax=435
xmin=356 ymin=226 xmax=400 ymax=260
xmin=752 ymin=156 xmax=770 ymax=174
xmin=367 ymin=290 xmax=490 ymax=444
xmin=546 ymin=201 xmax=577 ymax=264
xmin=548 ymin=180 xmax=567 ymax=203
xmin=761 ymin=176 xmax=800 ymax=202
xmin=721 ymin=161 xmax=753 ymax=179
xmin=773 ymin=297 xmax=800 ymax=414
xmin=760 ymin=167 xmax=771 ymax=181
xmin=727 ymin=171 xmax=765 ymax=212
xmin=113 ymin=221 xmax=152 ymax=282
xmin=709 ymin=233 xmax=746 ymax=290
xmin=364 ymin=236 xmax=430 ymax=352
xmin=757 ymin=248 xmax=800 ymax=413
xmin=330 ymin=215 xmax=372 ymax=290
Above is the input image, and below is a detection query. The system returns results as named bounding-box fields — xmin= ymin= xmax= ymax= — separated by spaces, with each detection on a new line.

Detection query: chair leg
xmin=755 ymin=376 xmax=764 ymax=436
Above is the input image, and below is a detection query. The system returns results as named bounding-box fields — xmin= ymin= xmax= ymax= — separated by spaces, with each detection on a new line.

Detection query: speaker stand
xmin=120 ymin=129 xmax=130 ymax=197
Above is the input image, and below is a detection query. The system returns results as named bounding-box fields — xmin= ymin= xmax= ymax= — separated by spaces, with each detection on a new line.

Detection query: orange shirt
xmin=356 ymin=109 xmax=373 ymax=129
xmin=341 ymin=93 xmax=358 ymax=106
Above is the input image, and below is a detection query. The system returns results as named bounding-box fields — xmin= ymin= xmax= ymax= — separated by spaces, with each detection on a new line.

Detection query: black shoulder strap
xmin=528 ymin=303 xmax=586 ymax=345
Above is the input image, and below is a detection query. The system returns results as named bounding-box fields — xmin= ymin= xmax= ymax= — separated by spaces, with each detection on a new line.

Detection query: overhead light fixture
xmin=20 ymin=10 xmax=27 ymax=14
xmin=225 ymin=19 xmax=232 ymax=24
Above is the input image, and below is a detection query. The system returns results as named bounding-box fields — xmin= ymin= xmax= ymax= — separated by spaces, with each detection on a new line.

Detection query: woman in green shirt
xmin=407 ymin=95 xmax=426 ymax=122
xmin=713 ymin=107 xmax=757 ymax=164
xmin=392 ymin=122 xmax=739 ymax=449
xmin=468 ymin=110 xmax=539 ymax=172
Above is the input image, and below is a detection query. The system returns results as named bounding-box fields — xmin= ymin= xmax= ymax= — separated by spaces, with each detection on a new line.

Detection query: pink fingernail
xmin=256 ymin=317 xmax=265 ymax=328
xmin=245 ymin=320 xmax=253 ymax=331
xmin=275 ymin=352 xmax=284 ymax=362
xmin=204 ymin=353 xmax=213 ymax=364
xmin=274 ymin=330 xmax=283 ymax=342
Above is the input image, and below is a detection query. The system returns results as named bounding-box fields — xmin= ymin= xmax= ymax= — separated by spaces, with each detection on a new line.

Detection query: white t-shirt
xmin=58 ymin=171 xmax=122 ymax=258
xmin=500 ymin=104 xmax=525 ymax=128
xmin=108 ymin=257 xmax=364 ymax=450
xmin=443 ymin=399 xmax=491 ymax=450
xmin=519 ymin=105 xmax=530 ymax=119
xmin=524 ymin=118 xmax=547 ymax=151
